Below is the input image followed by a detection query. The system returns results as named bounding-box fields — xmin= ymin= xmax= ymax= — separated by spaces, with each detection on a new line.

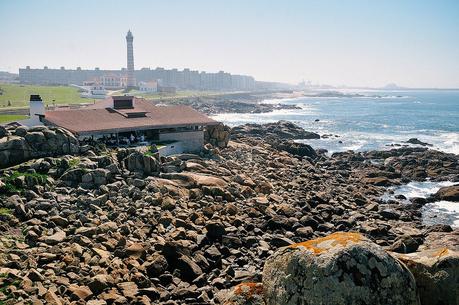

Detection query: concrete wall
xmin=158 ymin=142 xmax=184 ymax=156
xmin=159 ymin=130 xmax=204 ymax=153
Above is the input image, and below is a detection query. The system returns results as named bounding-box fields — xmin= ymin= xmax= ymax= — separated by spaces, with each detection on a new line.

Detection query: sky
xmin=0 ymin=0 xmax=458 ymax=88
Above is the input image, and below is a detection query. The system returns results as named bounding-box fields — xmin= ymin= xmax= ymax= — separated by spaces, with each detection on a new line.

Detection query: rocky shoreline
xmin=160 ymin=92 xmax=302 ymax=115
xmin=0 ymin=121 xmax=458 ymax=304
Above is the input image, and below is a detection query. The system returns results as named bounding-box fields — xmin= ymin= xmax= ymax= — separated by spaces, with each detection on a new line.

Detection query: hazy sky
xmin=1 ymin=0 xmax=458 ymax=88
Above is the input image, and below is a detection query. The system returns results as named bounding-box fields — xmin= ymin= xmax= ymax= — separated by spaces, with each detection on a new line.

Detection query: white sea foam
xmin=260 ymin=97 xmax=306 ymax=104
xmin=383 ymin=181 xmax=457 ymax=202
xmin=423 ymin=201 xmax=459 ymax=227
xmin=211 ymin=106 xmax=317 ymax=126
xmin=382 ymin=181 xmax=459 ymax=227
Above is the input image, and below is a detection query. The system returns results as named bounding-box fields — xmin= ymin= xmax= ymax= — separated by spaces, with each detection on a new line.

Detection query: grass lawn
xmin=0 ymin=83 xmax=247 ymax=109
xmin=0 ymin=114 xmax=27 ymax=124
xmin=0 ymin=83 xmax=88 ymax=108
xmin=136 ymin=90 xmax=232 ymax=100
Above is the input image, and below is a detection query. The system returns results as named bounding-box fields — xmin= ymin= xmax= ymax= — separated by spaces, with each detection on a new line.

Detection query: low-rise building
xmin=138 ymin=81 xmax=158 ymax=92
xmin=38 ymin=95 xmax=219 ymax=153
xmin=99 ymin=74 xmax=127 ymax=89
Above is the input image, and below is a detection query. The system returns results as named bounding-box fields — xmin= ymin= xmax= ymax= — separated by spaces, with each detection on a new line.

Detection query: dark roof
xmin=43 ymin=97 xmax=218 ymax=135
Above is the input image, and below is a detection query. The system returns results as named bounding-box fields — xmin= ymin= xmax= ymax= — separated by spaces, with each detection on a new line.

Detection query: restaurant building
xmin=38 ymin=95 xmax=219 ymax=153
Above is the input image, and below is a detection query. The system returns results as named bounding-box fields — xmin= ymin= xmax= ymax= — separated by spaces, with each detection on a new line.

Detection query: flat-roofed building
xmin=138 ymin=81 xmax=158 ymax=92
xmin=40 ymin=96 xmax=219 ymax=153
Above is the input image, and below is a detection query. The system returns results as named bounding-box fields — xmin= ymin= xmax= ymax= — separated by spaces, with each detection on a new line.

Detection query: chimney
xmin=112 ymin=96 xmax=134 ymax=109
xmin=29 ymin=95 xmax=45 ymax=124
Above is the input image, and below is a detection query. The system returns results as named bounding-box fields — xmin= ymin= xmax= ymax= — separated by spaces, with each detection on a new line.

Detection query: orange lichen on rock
xmin=395 ymin=247 xmax=452 ymax=265
xmin=433 ymin=247 xmax=449 ymax=258
xmin=289 ymin=232 xmax=363 ymax=254
xmin=233 ymin=282 xmax=263 ymax=300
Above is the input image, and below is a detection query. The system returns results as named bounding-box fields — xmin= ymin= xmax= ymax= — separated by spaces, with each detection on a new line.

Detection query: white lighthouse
xmin=126 ymin=30 xmax=136 ymax=88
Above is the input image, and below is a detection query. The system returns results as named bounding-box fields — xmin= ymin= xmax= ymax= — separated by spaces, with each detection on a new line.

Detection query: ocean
xmin=212 ymin=89 xmax=459 ymax=227
xmin=213 ymin=89 xmax=459 ymax=155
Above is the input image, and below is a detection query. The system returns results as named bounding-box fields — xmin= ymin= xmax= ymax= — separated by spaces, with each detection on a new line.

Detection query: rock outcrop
xmin=268 ymin=138 xmax=317 ymax=159
xmin=230 ymin=121 xmax=319 ymax=159
xmin=405 ymin=138 xmax=433 ymax=147
xmin=433 ymin=184 xmax=459 ymax=202
xmin=205 ymin=123 xmax=231 ymax=148
xmin=262 ymin=232 xmax=419 ymax=305
xmin=231 ymin=120 xmax=320 ymax=140
xmin=0 ymin=125 xmax=79 ymax=169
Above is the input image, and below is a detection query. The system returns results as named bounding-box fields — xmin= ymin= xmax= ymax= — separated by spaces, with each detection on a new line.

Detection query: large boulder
xmin=205 ymin=123 xmax=231 ymax=148
xmin=0 ymin=125 xmax=9 ymax=138
xmin=0 ymin=125 xmax=80 ymax=169
xmin=262 ymin=232 xmax=419 ymax=305
xmin=433 ymin=184 xmax=459 ymax=202
xmin=0 ymin=136 xmax=30 ymax=167
xmin=60 ymin=168 xmax=87 ymax=186
xmin=159 ymin=172 xmax=227 ymax=188
xmin=394 ymin=248 xmax=459 ymax=305
xmin=269 ymin=139 xmax=317 ymax=159
xmin=124 ymin=151 xmax=160 ymax=175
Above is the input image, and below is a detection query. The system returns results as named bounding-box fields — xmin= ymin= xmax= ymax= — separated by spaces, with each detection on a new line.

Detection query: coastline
xmin=0 ymin=120 xmax=458 ymax=303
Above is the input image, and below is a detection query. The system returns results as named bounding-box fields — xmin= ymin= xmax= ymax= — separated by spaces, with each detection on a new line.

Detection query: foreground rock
xmin=394 ymin=248 xmax=459 ymax=305
xmin=262 ymin=232 xmax=419 ymax=305
xmin=1 ymin=120 xmax=459 ymax=304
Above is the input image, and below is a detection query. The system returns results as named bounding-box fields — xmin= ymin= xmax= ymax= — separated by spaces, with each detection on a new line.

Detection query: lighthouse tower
xmin=126 ymin=30 xmax=136 ymax=88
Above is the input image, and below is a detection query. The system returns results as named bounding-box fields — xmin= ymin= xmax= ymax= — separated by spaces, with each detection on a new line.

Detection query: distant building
xmin=99 ymin=74 xmax=127 ymax=89
xmin=80 ymin=85 xmax=107 ymax=99
xmin=18 ymin=32 xmax=257 ymax=91
xmin=138 ymin=81 xmax=158 ymax=93
xmin=19 ymin=66 xmax=257 ymax=91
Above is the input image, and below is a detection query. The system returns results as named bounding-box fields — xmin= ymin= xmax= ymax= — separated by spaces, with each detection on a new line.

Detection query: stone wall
xmin=0 ymin=125 xmax=80 ymax=169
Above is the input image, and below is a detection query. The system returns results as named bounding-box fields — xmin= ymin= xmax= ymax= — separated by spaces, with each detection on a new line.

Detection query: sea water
xmin=212 ymin=89 xmax=459 ymax=155
xmin=382 ymin=181 xmax=459 ymax=227
xmin=213 ymin=89 xmax=459 ymax=226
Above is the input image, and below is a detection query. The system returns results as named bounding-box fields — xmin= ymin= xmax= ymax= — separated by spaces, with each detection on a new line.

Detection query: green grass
xmin=136 ymin=90 xmax=234 ymax=101
xmin=68 ymin=158 xmax=80 ymax=168
xmin=143 ymin=144 xmax=166 ymax=157
xmin=1 ymin=171 xmax=49 ymax=194
xmin=0 ymin=208 xmax=12 ymax=216
xmin=0 ymin=83 xmax=88 ymax=109
xmin=0 ymin=83 xmax=247 ymax=109
xmin=0 ymin=114 xmax=27 ymax=124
